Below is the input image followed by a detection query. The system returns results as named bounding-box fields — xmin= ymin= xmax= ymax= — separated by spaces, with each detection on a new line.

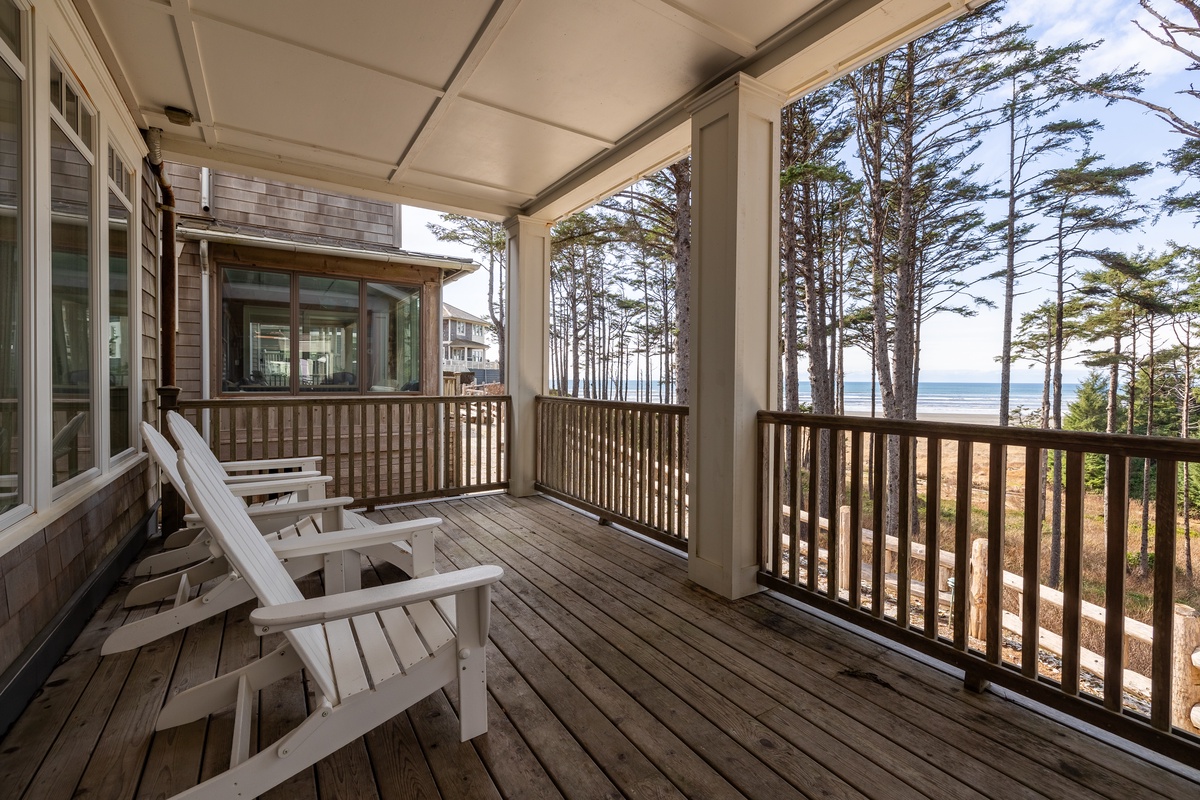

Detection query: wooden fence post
xmin=1173 ymin=603 xmax=1200 ymax=734
xmin=838 ymin=505 xmax=851 ymax=596
xmin=967 ymin=538 xmax=988 ymax=643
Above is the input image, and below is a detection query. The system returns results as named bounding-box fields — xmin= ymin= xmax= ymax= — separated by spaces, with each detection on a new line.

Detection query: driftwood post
xmin=1173 ymin=604 xmax=1200 ymax=734
xmin=838 ymin=505 xmax=851 ymax=595
xmin=967 ymin=538 xmax=988 ymax=643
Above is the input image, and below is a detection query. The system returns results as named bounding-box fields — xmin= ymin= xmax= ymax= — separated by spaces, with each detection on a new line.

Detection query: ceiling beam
xmin=158 ymin=132 xmax=519 ymax=220
xmin=388 ymin=0 xmax=523 ymax=184
xmin=630 ymin=0 xmax=757 ymax=57
xmin=168 ymin=0 xmax=215 ymax=144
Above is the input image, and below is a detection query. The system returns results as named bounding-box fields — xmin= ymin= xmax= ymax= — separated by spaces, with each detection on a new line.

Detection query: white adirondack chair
xmin=135 ymin=422 xmax=334 ymax=578
xmin=102 ymin=425 xmax=438 ymax=655
xmin=159 ymin=450 xmax=501 ymax=799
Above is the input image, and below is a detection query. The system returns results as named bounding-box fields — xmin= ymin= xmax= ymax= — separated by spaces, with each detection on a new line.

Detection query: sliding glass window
xmin=108 ymin=180 xmax=131 ymax=455
xmin=221 ymin=267 xmax=421 ymax=394
xmin=50 ymin=59 xmax=94 ymax=486
xmin=0 ymin=6 xmax=21 ymax=513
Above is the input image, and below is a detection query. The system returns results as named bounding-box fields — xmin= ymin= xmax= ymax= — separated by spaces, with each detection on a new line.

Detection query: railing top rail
xmin=177 ymin=395 xmax=512 ymax=409
xmin=761 ymin=411 xmax=1200 ymax=461
xmin=536 ymin=394 xmax=688 ymax=414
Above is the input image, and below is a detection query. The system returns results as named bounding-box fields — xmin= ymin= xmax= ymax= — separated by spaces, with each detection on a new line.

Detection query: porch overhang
xmin=74 ymin=0 xmax=977 ymax=222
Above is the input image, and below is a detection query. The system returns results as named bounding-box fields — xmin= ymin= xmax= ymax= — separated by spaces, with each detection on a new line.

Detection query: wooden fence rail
xmin=758 ymin=411 xmax=1200 ymax=763
xmin=176 ymin=395 xmax=510 ymax=508
xmin=535 ymin=395 xmax=688 ymax=550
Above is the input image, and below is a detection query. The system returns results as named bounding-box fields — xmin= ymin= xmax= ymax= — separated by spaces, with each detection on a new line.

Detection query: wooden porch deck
xmin=1 ymin=494 xmax=1197 ymax=799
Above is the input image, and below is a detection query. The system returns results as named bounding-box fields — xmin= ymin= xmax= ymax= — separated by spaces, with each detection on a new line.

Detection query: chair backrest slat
xmin=141 ymin=422 xmax=192 ymax=506
xmin=179 ymin=450 xmax=338 ymax=702
xmin=168 ymin=412 xmax=233 ymax=480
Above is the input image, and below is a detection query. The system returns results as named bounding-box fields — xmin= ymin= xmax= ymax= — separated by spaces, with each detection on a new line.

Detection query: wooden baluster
xmin=897 ymin=434 xmax=911 ymax=627
xmin=789 ymin=425 xmax=801 ymax=583
xmin=953 ymin=440 xmax=972 ymax=650
xmin=986 ymin=443 xmax=1006 ymax=664
xmin=1063 ymin=450 xmax=1085 ymax=696
xmin=1104 ymin=454 xmax=1128 ymax=713
xmin=771 ymin=422 xmax=784 ymax=579
xmin=871 ymin=432 xmax=885 ymax=619
xmin=848 ymin=431 xmax=863 ymax=609
xmin=1152 ymin=459 xmax=1177 ymax=731
xmin=827 ymin=428 xmax=841 ymax=601
xmin=1022 ymin=445 xmax=1042 ymax=679
xmin=925 ymin=437 xmax=941 ymax=639
xmin=806 ymin=427 xmax=821 ymax=592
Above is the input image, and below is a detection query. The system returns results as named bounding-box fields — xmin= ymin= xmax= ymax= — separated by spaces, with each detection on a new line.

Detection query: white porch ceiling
xmin=74 ymin=0 xmax=975 ymax=221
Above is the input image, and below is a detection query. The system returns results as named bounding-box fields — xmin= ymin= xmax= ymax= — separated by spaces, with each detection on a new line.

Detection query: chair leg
xmin=157 ymin=643 xmax=301 ymax=730
xmin=103 ymin=574 xmax=255 ymax=655
xmin=135 ymin=539 xmax=213 ymax=576
xmin=124 ymin=557 xmax=229 ymax=607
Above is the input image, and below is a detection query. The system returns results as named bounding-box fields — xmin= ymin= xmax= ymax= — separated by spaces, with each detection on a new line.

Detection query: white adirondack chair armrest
xmin=221 ymin=469 xmax=323 ymax=485
xmin=181 ymin=497 xmax=353 ymax=528
xmin=267 ymin=517 xmax=442 ymax=559
xmin=225 ymin=475 xmax=332 ymax=497
xmin=249 ymin=565 xmax=503 ymax=633
xmin=221 ymin=455 xmax=323 ymax=473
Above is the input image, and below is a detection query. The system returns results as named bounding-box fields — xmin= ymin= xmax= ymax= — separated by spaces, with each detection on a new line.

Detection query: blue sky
xmin=404 ymin=0 xmax=1200 ymax=384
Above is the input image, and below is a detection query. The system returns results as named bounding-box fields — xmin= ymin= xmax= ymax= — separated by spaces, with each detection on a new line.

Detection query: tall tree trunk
xmin=1141 ymin=321 xmax=1155 ymax=576
xmin=1000 ymin=83 xmax=1019 ymax=426
xmin=1049 ymin=215 xmax=1066 ymax=589
xmin=671 ymin=159 xmax=691 ymax=405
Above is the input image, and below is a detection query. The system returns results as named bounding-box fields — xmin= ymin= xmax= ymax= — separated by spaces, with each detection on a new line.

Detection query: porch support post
xmin=504 ymin=215 xmax=552 ymax=497
xmin=686 ymin=73 xmax=783 ymax=600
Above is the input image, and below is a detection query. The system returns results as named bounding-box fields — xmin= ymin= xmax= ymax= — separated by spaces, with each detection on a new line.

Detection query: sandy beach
xmin=840 ymin=410 xmax=1000 ymax=426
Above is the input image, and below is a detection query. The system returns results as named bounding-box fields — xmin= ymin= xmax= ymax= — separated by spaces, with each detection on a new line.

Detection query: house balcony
xmin=1 ymin=490 xmax=1196 ymax=799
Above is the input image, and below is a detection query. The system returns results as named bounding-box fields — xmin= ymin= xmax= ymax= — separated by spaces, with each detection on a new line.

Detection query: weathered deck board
xmin=0 ymin=494 xmax=1197 ymax=800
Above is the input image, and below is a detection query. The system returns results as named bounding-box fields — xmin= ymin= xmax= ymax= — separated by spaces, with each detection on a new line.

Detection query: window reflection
xmin=299 ymin=276 xmax=358 ymax=391
xmin=0 ymin=56 xmax=18 ymax=511
xmin=50 ymin=122 xmax=92 ymax=484
xmin=109 ymin=189 xmax=130 ymax=454
xmin=367 ymin=282 xmax=420 ymax=392
xmin=222 ymin=268 xmax=291 ymax=391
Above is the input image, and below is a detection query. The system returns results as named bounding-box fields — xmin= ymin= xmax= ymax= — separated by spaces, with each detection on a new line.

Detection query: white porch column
xmin=504 ymin=215 xmax=552 ymax=497
xmin=687 ymin=74 xmax=783 ymax=599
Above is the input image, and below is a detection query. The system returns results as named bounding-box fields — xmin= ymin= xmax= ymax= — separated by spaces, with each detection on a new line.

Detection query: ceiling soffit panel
xmin=414 ymin=99 xmax=606 ymax=200
xmin=194 ymin=19 xmax=440 ymax=165
xmin=463 ymin=0 xmax=741 ymax=144
xmin=88 ymin=0 xmax=196 ymax=134
xmin=668 ymin=0 xmax=823 ymax=49
xmin=77 ymin=0 xmax=974 ymax=221
xmin=188 ymin=0 xmax=495 ymax=90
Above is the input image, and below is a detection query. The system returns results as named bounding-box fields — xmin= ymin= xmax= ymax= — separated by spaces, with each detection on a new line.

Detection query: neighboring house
xmin=167 ymin=165 xmax=477 ymax=400
xmin=442 ymin=302 xmax=500 ymax=384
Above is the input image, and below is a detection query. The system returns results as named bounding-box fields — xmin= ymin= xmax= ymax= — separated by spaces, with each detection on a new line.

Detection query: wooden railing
xmin=536 ymin=395 xmax=688 ymax=550
xmin=175 ymin=395 xmax=510 ymax=508
xmin=758 ymin=412 xmax=1200 ymax=762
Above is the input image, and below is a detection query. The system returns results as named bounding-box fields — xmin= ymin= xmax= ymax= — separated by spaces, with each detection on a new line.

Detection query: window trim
xmin=215 ymin=262 xmax=424 ymax=397
xmin=105 ymin=134 xmax=136 ymax=464
xmin=0 ymin=0 xmax=29 ymax=525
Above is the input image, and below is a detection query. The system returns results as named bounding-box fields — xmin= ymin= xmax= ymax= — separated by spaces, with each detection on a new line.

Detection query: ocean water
xmin=801 ymin=381 xmax=1073 ymax=417
xmin=555 ymin=380 xmax=1071 ymax=418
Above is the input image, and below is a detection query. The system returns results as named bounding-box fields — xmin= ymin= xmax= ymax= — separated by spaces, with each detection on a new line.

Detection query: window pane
xmin=108 ymin=190 xmax=130 ymax=454
xmin=0 ymin=0 xmax=19 ymax=60
xmin=366 ymin=282 xmax=420 ymax=392
xmin=51 ymin=122 xmax=92 ymax=484
xmin=0 ymin=58 xmax=18 ymax=511
xmin=300 ymin=276 xmax=358 ymax=391
xmin=49 ymin=61 xmax=61 ymax=113
xmin=222 ymin=268 xmax=290 ymax=392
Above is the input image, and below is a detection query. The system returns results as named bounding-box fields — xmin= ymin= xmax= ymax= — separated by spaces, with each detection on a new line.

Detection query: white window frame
xmin=0 ymin=0 xmax=29 ymax=530
xmin=104 ymin=134 xmax=136 ymax=464
xmin=47 ymin=47 xmax=100 ymax=499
